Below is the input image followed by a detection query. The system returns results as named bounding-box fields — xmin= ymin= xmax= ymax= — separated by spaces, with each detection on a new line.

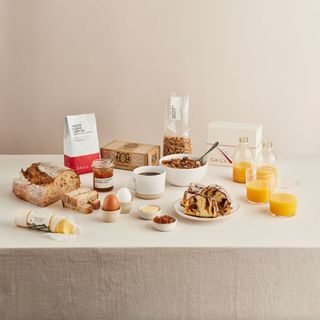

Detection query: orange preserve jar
xmin=92 ymin=159 xmax=114 ymax=192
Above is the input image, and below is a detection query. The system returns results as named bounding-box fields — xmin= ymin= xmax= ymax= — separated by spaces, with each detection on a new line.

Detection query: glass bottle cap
xmin=239 ymin=137 xmax=249 ymax=143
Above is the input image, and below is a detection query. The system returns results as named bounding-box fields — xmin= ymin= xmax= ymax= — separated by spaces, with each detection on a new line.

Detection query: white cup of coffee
xmin=126 ymin=166 xmax=166 ymax=199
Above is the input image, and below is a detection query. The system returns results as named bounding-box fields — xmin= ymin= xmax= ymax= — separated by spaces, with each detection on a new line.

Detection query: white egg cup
xmin=119 ymin=200 xmax=133 ymax=214
xmin=102 ymin=208 xmax=120 ymax=223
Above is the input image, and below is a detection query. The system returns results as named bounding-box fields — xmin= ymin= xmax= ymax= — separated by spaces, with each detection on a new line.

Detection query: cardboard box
xmin=101 ymin=140 xmax=160 ymax=171
xmin=207 ymin=121 xmax=263 ymax=167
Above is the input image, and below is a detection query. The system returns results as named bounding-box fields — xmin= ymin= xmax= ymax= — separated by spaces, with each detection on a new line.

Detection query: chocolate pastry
xmin=184 ymin=194 xmax=219 ymax=218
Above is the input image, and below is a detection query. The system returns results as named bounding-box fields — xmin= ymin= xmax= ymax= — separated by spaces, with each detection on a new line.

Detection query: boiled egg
xmin=103 ymin=194 xmax=120 ymax=211
xmin=116 ymin=187 xmax=132 ymax=203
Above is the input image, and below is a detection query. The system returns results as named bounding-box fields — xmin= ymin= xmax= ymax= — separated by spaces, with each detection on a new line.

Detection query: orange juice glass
xmin=246 ymin=167 xmax=276 ymax=204
xmin=269 ymin=180 xmax=299 ymax=217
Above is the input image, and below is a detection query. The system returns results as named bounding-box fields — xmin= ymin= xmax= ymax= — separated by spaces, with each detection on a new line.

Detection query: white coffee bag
xmin=64 ymin=113 xmax=100 ymax=174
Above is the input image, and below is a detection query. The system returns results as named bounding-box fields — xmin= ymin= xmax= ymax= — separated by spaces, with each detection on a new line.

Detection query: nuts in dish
xmin=162 ymin=157 xmax=202 ymax=169
xmin=182 ymin=183 xmax=233 ymax=218
xmin=153 ymin=215 xmax=176 ymax=224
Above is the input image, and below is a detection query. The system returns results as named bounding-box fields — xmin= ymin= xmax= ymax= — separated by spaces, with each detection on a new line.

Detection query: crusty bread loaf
xmin=62 ymin=187 xmax=100 ymax=214
xmin=13 ymin=162 xmax=80 ymax=207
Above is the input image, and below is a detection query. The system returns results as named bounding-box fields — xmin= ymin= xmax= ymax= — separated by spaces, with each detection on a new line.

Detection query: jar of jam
xmin=92 ymin=159 xmax=114 ymax=192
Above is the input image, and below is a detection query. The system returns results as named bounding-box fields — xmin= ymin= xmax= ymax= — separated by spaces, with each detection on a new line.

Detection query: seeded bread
xmin=62 ymin=187 xmax=100 ymax=214
xmin=12 ymin=162 xmax=80 ymax=207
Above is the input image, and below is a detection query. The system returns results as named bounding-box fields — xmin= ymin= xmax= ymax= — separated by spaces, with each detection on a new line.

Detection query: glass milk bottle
xmin=257 ymin=141 xmax=278 ymax=179
xmin=232 ymin=137 xmax=254 ymax=183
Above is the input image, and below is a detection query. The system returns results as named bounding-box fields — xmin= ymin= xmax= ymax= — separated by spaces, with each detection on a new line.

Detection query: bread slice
xmin=12 ymin=162 xmax=80 ymax=207
xmin=62 ymin=187 xmax=100 ymax=214
xmin=184 ymin=194 xmax=219 ymax=218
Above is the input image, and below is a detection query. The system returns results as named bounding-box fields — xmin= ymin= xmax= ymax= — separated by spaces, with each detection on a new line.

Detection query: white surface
xmin=0 ymin=154 xmax=319 ymax=248
xmin=174 ymin=199 xmax=240 ymax=222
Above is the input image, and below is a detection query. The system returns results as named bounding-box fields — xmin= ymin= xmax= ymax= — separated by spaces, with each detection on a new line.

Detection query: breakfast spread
xmin=162 ymin=157 xmax=201 ymax=169
xmin=181 ymin=183 xmax=233 ymax=218
xmin=92 ymin=158 xmax=114 ymax=192
xmin=64 ymin=113 xmax=100 ymax=174
xmin=62 ymin=187 xmax=100 ymax=214
xmin=15 ymin=209 xmax=78 ymax=234
xmin=101 ymin=140 xmax=160 ymax=171
xmin=10 ymin=100 xmax=299 ymax=242
xmin=12 ymin=162 xmax=80 ymax=207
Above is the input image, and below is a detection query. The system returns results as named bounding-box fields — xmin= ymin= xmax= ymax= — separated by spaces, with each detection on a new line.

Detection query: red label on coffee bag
xmin=64 ymin=153 xmax=100 ymax=174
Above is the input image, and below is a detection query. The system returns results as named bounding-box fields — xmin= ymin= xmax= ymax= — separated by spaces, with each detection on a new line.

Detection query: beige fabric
xmin=1 ymin=248 xmax=320 ymax=320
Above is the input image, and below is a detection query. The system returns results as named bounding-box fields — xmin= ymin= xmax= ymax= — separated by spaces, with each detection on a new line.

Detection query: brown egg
xmin=103 ymin=194 xmax=120 ymax=211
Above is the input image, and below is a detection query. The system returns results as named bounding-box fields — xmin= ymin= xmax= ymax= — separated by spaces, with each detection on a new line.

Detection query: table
xmin=1 ymin=155 xmax=320 ymax=319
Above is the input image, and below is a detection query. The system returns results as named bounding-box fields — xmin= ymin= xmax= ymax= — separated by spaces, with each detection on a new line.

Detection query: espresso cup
xmin=126 ymin=166 xmax=166 ymax=199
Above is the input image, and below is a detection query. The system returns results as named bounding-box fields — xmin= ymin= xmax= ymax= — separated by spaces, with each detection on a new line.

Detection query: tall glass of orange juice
xmin=269 ymin=180 xmax=299 ymax=217
xmin=246 ymin=167 xmax=276 ymax=204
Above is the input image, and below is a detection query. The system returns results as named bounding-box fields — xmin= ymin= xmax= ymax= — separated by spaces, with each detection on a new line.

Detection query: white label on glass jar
xmin=170 ymin=96 xmax=181 ymax=120
xmin=26 ymin=211 xmax=53 ymax=232
xmin=94 ymin=177 xmax=113 ymax=189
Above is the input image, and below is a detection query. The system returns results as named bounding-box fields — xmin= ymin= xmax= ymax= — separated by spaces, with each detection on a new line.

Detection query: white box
xmin=207 ymin=121 xmax=263 ymax=167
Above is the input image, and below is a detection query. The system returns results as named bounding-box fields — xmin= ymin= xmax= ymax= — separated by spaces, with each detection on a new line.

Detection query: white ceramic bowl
xmin=153 ymin=216 xmax=177 ymax=232
xmin=139 ymin=205 xmax=162 ymax=220
xmin=159 ymin=154 xmax=208 ymax=187
xmin=102 ymin=209 xmax=120 ymax=223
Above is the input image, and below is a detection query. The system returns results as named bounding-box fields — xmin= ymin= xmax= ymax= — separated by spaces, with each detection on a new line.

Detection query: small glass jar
xmin=92 ymin=159 xmax=114 ymax=192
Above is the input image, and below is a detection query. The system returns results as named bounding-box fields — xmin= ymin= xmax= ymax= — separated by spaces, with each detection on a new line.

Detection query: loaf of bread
xmin=62 ymin=187 xmax=100 ymax=214
xmin=13 ymin=162 xmax=80 ymax=207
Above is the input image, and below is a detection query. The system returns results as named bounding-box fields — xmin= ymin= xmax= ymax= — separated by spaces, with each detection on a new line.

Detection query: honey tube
xmin=15 ymin=209 xmax=78 ymax=234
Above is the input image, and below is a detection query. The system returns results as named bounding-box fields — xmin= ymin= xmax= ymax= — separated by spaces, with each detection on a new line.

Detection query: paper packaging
xmin=207 ymin=121 xmax=263 ymax=166
xmin=64 ymin=113 xmax=100 ymax=174
xmin=101 ymin=140 xmax=160 ymax=171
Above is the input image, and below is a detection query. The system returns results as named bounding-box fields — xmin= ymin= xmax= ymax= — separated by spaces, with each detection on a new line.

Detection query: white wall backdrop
xmin=1 ymin=0 xmax=320 ymax=155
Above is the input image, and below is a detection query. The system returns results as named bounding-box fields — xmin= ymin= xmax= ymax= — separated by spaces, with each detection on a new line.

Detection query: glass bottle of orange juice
xmin=232 ymin=137 xmax=253 ymax=183
xmin=257 ymin=141 xmax=277 ymax=179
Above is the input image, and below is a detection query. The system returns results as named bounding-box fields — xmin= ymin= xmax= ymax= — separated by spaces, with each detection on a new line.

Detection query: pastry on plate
xmin=184 ymin=194 xmax=219 ymax=218
xmin=201 ymin=185 xmax=233 ymax=215
xmin=13 ymin=162 xmax=80 ymax=207
xmin=182 ymin=183 xmax=233 ymax=218
xmin=181 ymin=183 xmax=205 ymax=207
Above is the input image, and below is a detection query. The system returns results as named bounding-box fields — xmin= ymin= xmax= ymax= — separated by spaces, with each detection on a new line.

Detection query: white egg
xmin=116 ymin=187 xmax=132 ymax=202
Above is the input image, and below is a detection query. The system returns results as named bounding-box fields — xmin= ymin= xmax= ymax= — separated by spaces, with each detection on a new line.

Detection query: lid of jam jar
xmin=91 ymin=158 xmax=114 ymax=169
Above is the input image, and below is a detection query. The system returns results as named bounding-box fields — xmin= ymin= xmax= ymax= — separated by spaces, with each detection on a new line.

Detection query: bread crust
xmin=12 ymin=162 xmax=80 ymax=207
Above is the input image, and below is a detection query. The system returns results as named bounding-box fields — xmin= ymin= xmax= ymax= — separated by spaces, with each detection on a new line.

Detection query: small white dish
xmin=153 ymin=216 xmax=177 ymax=232
xmin=159 ymin=154 xmax=208 ymax=187
xmin=102 ymin=209 xmax=120 ymax=223
xmin=174 ymin=199 xmax=239 ymax=222
xmin=139 ymin=205 xmax=162 ymax=220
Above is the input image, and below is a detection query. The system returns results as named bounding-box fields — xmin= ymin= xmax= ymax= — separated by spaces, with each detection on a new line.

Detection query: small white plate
xmin=174 ymin=199 xmax=240 ymax=222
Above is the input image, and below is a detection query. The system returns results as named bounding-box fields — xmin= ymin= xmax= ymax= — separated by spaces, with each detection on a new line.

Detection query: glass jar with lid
xmin=92 ymin=159 xmax=114 ymax=192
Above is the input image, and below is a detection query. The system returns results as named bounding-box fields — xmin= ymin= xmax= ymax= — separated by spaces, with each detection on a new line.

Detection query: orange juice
xmin=246 ymin=179 xmax=269 ymax=203
xmin=233 ymin=162 xmax=252 ymax=183
xmin=257 ymin=165 xmax=277 ymax=180
xmin=269 ymin=193 xmax=297 ymax=217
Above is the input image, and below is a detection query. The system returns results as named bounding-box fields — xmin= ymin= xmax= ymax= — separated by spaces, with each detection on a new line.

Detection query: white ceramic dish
xmin=139 ymin=205 xmax=162 ymax=220
xmin=153 ymin=217 xmax=177 ymax=232
xmin=102 ymin=209 xmax=120 ymax=223
xmin=159 ymin=154 xmax=208 ymax=187
xmin=174 ymin=199 xmax=240 ymax=222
